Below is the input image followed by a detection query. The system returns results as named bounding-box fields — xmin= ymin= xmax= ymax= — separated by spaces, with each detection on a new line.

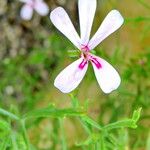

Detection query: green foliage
xmin=0 ymin=101 xmax=141 ymax=150
xmin=23 ymin=106 xmax=85 ymax=119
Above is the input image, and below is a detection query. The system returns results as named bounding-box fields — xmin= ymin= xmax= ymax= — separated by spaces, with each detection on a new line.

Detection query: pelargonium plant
xmin=20 ymin=0 xmax=49 ymax=20
xmin=50 ymin=0 xmax=124 ymax=94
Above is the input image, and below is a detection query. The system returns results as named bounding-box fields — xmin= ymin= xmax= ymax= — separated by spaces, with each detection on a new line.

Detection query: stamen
xmin=81 ymin=44 xmax=90 ymax=52
xmin=78 ymin=59 xmax=88 ymax=70
xmin=90 ymin=57 xmax=102 ymax=69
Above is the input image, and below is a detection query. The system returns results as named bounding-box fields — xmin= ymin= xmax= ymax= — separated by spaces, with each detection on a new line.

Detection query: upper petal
xmin=34 ymin=0 xmax=49 ymax=16
xmin=54 ymin=58 xmax=88 ymax=93
xmin=78 ymin=0 xmax=96 ymax=45
xmin=88 ymin=10 xmax=124 ymax=50
xmin=91 ymin=55 xmax=121 ymax=93
xmin=20 ymin=4 xmax=33 ymax=20
xmin=50 ymin=7 xmax=81 ymax=49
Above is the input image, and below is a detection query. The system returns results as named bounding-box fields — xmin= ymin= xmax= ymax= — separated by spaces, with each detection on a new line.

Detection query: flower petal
xmin=78 ymin=0 xmax=96 ymax=45
xmin=54 ymin=58 xmax=88 ymax=93
xmin=20 ymin=4 xmax=33 ymax=20
xmin=91 ymin=55 xmax=121 ymax=93
xmin=89 ymin=10 xmax=124 ymax=50
xmin=34 ymin=0 xmax=49 ymax=16
xmin=50 ymin=7 xmax=81 ymax=49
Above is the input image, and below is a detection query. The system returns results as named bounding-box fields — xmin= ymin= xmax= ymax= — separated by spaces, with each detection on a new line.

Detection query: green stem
xmin=59 ymin=118 xmax=67 ymax=150
xmin=81 ymin=116 xmax=102 ymax=131
xmin=0 ymin=108 xmax=19 ymax=120
xmin=95 ymin=141 xmax=100 ymax=150
xmin=11 ymin=131 xmax=19 ymax=150
xmin=20 ymin=120 xmax=30 ymax=150
xmin=103 ymin=119 xmax=136 ymax=131
xmin=0 ymin=136 xmax=9 ymax=150
xmin=100 ymin=134 xmax=106 ymax=150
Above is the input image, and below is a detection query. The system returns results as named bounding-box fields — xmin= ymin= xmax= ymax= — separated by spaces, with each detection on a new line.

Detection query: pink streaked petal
xmin=54 ymin=58 xmax=88 ymax=93
xmin=91 ymin=55 xmax=121 ymax=93
xmin=78 ymin=0 xmax=96 ymax=45
xmin=50 ymin=7 xmax=81 ymax=49
xmin=89 ymin=10 xmax=124 ymax=50
xmin=90 ymin=56 xmax=102 ymax=69
xmin=20 ymin=4 xmax=33 ymax=20
xmin=34 ymin=0 xmax=49 ymax=16
xmin=78 ymin=59 xmax=88 ymax=69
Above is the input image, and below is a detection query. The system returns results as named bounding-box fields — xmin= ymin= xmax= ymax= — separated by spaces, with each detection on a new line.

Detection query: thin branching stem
xmin=20 ymin=120 xmax=30 ymax=150
xmin=59 ymin=118 xmax=67 ymax=150
xmin=0 ymin=108 xmax=20 ymax=121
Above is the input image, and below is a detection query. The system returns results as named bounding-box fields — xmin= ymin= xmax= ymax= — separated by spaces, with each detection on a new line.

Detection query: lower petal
xmin=91 ymin=55 xmax=121 ymax=93
xmin=54 ymin=58 xmax=88 ymax=93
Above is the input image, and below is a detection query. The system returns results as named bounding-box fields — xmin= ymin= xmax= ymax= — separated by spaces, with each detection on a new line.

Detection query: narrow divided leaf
xmin=0 ymin=120 xmax=10 ymax=132
xmin=23 ymin=107 xmax=85 ymax=119
xmin=132 ymin=107 xmax=142 ymax=122
xmin=0 ymin=108 xmax=20 ymax=120
xmin=81 ymin=116 xmax=102 ymax=130
xmin=103 ymin=108 xmax=142 ymax=131
xmin=76 ymin=133 xmax=100 ymax=146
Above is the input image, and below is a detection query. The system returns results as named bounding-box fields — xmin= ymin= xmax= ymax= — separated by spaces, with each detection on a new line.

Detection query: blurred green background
xmin=0 ymin=0 xmax=150 ymax=149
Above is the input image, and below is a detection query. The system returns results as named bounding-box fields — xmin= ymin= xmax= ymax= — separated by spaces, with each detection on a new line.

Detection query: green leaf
xmin=11 ymin=131 xmax=19 ymax=150
xmin=132 ymin=107 xmax=142 ymax=122
xmin=79 ymin=118 xmax=92 ymax=135
xmin=76 ymin=133 xmax=100 ymax=146
xmin=107 ymin=134 xmax=117 ymax=147
xmin=17 ymin=134 xmax=27 ymax=150
xmin=76 ymin=136 xmax=92 ymax=146
xmin=81 ymin=116 xmax=102 ymax=131
xmin=103 ymin=119 xmax=137 ymax=131
xmin=103 ymin=108 xmax=142 ymax=131
xmin=20 ymin=120 xmax=30 ymax=149
xmin=0 ymin=136 xmax=10 ymax=150
xmin=0 ymin=121 xmax=10 ymax=148
xmin=23 ymin=106 xmax=85 ymax=119
xmin=70 ymin=94 xmax=79 ymax=108
xmin=100 ymin=134 xmax=106 ymax=150
xmin=0 ymin=120 xmax=10 ymax=132
xmin=117 ymin=129 xmax=129 ymax=150
xmin=0 ymin=108 xmax=20 ymax=120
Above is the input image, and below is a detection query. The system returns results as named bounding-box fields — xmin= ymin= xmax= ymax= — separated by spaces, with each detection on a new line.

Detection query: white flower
xmin=20 ymin=0 xmax=49 ymax=20
xmin=50 ymin=0 xmax=124 ymax=94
